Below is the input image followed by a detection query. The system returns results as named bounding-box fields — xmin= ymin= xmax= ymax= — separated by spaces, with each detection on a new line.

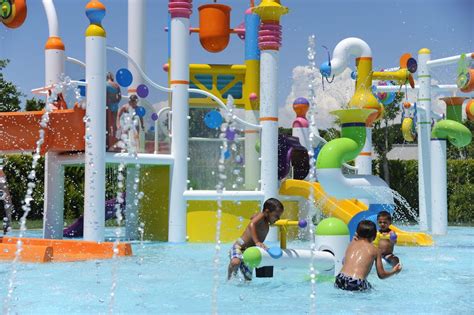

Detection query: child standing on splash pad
xmin=227 ymin=198 xmax=284 ymax=281
xmin=335 ymin=220 xmax=401 ymax=291
xmin=374 ymin=211 xmax=400 ymax=266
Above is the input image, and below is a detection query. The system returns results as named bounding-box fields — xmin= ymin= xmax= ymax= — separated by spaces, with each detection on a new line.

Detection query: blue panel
xmin=245 ymin=14 xmax=260 ymax=61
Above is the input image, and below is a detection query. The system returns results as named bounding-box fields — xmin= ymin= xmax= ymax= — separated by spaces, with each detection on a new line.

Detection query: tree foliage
xmin=25 ymin=97 xmax=46 ymax=111
xmin=0 ymin=59 xmax=23 ymax=112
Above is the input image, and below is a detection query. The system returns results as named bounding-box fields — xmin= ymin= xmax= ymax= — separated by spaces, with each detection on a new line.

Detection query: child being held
xmin=374 ymin=211 xmax=400 ymax=266
xmin=335 ymin=220 xmax=401 ymax=291
xmin=227 ymin=198 xmax=284 ymax=281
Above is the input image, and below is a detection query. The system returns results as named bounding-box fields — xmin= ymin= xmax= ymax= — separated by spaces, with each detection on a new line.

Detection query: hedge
xmin=1 ymin=154 xmax=473 ymax=224
xmin=374 ymin=159 xmax=474 ymax=224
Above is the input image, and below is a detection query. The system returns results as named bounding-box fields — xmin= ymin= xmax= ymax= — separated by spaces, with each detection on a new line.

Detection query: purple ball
xmin=136 ymin=84 xmax=149 ymax=98
xmin=151 ymin=112 xmax=159 ymax=121
xmin=226 ymin=128 xmax=236 ymax=141
xmin=298 ymin=219 xmax=308 ymax=228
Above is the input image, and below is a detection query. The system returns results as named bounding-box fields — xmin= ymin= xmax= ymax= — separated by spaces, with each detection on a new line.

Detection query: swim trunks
xmin=229 ymin=238 xmax=253 ymax=280
xmin=334 ymin=273 xmax=372 ymax=291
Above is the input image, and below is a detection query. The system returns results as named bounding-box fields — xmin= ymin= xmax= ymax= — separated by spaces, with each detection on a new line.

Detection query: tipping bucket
xmin=459 ymin=69 xmax=474 ymax=93
xmin=198 ymin=4 xmax=231 ymax=53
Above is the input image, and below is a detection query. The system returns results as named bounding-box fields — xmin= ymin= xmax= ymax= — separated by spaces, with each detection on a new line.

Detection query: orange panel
xmin=0 ymin=108 xmax=85 ymax=154
xmin=1 ymin=237 xmax=132 ymax=262
xmin=0 ymin=243 xmax=53 ymax=263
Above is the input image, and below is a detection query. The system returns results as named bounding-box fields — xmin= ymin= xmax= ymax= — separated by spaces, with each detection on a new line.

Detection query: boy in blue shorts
xmin=227 ymin=198 xmax=284 ymax=281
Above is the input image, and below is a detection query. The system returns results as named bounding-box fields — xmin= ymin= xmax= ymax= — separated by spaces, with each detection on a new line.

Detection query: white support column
xmin=260 ymin=50 xmax=279 ymax=201
xmin=355 ymin=127 xmax=372 ymax=175
xmin=416 ymin=49 xmax=432 ymax=231
xmin=127 ymin=0 xmax=146 ymax=89
xmin=430 ymin=139 xmax=447 ymax=235
xmin=167 ymin=1 xmax=192 ymax=242
xmin=125 ymin=165 xmax=139 ymax=240
xmin=43 ymin=152 xmax=64 ymax=239
xmin=244 ymin=110 xmax=260 ymax=190
xmin=83 ymin=4 xmax=107 ymax=242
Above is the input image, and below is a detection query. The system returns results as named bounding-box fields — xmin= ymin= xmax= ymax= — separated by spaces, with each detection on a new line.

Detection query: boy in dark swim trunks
xmin=374 ymin=211 xmax=400 ymax=266
xmin=227 ymin=198 xmax=284 ymax=281
xmin=335 ymin=220 xmax=402 ymax=291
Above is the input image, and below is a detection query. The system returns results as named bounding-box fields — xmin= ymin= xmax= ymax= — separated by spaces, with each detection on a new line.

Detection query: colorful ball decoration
xmin=136 ymin=84 xmax=149 ymax=98
xmin=135 ymin=106 xmax=146 ymax=117
xmin=78 ymin=79 xmax=86 ymax=97
xmin=151 ymin=112 xmax=159 ymax=121
xmin=116 ymin=68 xmax=133 ymax=87
xmin=298 ymin=219 xmax=308 ymax=228
xmin=466 ymin=99 xmax=474 ymax=121
xmin=204 ymin=110 xmax=223 ymax=129
xmin=293 ymin=97 xmax=310 ymax=118
xmin=376 ymin=81 xmax=396 ymax=105
xmin=225 ymin=128 xmax=236 ymax=141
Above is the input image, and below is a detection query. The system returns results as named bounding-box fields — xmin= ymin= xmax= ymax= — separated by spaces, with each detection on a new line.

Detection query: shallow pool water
xmin=0 ymin=226 xmax=473 ymax=314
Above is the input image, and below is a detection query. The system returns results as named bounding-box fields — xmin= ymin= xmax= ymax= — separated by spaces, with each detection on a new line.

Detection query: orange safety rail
xmin=0 ymin=242 xmax=53 ymax=263
xmin=1 ymin=237 xmax=132 ymax=262
xmin=0 ymin=107 xmax=86 ymax=154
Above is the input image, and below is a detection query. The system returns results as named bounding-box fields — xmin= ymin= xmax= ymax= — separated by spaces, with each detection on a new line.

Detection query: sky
xmin=0 ymin=0 xmax=473 ymax=129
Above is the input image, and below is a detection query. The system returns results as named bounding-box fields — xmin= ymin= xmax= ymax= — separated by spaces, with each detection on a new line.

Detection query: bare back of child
xmin=335 ymin=220 xmax=401 ymax=291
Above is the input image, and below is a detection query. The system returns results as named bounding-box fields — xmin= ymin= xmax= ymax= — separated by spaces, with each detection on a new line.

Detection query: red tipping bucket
xmin=198 ymin=4 xmax=231 ymax=53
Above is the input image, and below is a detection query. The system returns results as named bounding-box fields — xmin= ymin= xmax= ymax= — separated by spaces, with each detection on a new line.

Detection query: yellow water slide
xmin=279 ymin=179 xmax=433 ymax=246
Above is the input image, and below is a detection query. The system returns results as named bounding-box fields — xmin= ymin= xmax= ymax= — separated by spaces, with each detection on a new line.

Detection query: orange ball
xmin=466 ymin=99 xmax=474 ymax=121
xmin=403 ymin=102 xmax=411 ymax=109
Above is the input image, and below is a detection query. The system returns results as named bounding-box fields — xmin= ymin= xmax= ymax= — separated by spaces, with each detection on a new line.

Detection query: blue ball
xmin=135 ymin=106 xmax=146 ymax=117
xmin=351 ymin=71 xmax=357 ymax=80
xmin=204 ymin=110 xmax=223 ymax=129
xmin=320 ymin=61 xmax=331 ymax=77
xmin=79 ymin=79 xmax=86 ymax=97
xmin=116 ymin=68 xmax=133 ymax=87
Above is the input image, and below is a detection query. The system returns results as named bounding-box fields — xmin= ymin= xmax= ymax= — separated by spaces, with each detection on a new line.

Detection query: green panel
xmin=139 ymin=165 xmax=170 ymax=241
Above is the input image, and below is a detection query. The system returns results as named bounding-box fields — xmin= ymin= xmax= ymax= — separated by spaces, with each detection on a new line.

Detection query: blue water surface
xmin=0 ymin=226 xmax=473 ymax=314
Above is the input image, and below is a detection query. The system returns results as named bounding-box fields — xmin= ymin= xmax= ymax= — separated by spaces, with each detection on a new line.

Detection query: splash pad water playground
xmin=0 ymin=0 xmax=473 ymax=313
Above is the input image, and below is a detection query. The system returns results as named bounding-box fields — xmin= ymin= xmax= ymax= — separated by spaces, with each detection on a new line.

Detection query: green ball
xmin=255 ymin=140 xmax=261 ymax=153
xmin=242 ymin=247 xmax=262 ymax=268
xmin=315 ymin=217 xmax=349 ymax=236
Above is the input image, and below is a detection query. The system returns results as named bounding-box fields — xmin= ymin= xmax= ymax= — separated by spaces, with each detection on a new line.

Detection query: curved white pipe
xmin=317 ymin=169 xmax=394 ymax=204
xmin=251 ymin=247 xmax=335 ymax=271
xmin=42 ymin=0 xmax=59 ymax=37
xmin=330 ymin=37 xmax=372 ymax=76
xmin=107 ymin=46 xmax=261 ymax=129
xmin=431 ymin=110 xmax=445 ymax=121
xmin=66 ymin=57 xmax=86 ymax=68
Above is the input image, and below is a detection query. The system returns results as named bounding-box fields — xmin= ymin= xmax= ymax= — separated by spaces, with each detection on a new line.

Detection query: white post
xmin=43 ymin=0 xmax=65 ymax=239
xmin=127 ymin=0 xmax=146 ymax=91
xmin=43 ymin=152 xmax=64 ymax=239
xmin=168 ymin=1 xmax=192 ymax=243
xmin=416 ymin=49 xmax=432 ymax=231
xmin=355 ymin=127 xmax=372 ymax=175
xmin=83 ymin=3 xmax=107 ymax=242
xmin=260 ymin=50 xmax=279 ymax=202
xmin=430 ymin=139 xmax=447 ymax=235
xmin=126 ymin=0 xmax=147 ymax=239
xmin=125 ymin=166 xmax=139 ymax=240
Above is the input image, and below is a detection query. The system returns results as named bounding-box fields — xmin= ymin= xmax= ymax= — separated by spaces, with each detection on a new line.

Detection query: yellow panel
xmin=187 ymin=200 xmax=299 ymax=243
xmin=138 ymin=166 xmax=170 ymax=241
xmin=188 ymin=64 xmax=247 ymax=108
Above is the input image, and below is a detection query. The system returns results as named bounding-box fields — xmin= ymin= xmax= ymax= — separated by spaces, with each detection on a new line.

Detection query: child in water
xmin=374 ymin=211 xmax=400 ymax=266
xmin=227 ymin=198 xmax=284 ymax=281
xmin=335 ymin=220 xmax=402 ymax=291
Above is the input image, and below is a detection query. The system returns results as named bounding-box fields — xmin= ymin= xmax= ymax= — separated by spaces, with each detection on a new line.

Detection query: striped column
xmin=168 ymin=0 xmax=192 ymax=243
xmin=416 ymin=48 xmax=432 ymax=231
xmin=83 ymin=0 xmax=107 ymax=242
xmin=253 ymin=1 xmax=288 ymax=202
xmin=243 ymin=7 xmax=260 ymax=190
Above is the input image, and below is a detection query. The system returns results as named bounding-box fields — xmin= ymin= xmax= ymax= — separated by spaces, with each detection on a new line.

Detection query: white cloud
xmin=280 ymin=66 xmax=355 ymax=129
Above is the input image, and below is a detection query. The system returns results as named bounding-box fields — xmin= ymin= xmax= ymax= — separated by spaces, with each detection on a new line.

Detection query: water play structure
xmin=0 ymin=0 xmax=472 ymax=282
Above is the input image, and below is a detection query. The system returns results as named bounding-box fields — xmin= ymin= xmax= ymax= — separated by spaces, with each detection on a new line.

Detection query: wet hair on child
xmin=356 ymin=220 xmax=377 ymax=241
xmin=263 ymin=198 xmax=284 ymax=213
xmin=377 ymin=211 xmax=392 ymax=222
